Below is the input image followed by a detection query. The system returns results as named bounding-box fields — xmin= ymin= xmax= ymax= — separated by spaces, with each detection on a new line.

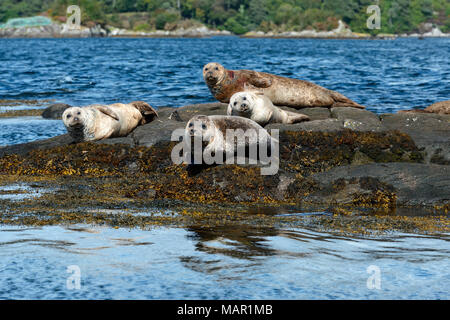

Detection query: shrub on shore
xmin=0 ymin=0 xmax=449 ymax=34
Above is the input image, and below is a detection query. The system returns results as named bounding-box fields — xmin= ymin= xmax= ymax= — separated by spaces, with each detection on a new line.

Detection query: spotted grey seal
xmin=227 ymin=91 xmax=310 ymax=126
xmin=184 ymin=115 xmax=276 ymax=165
xmin=62 ymin=101 xmax=157 ymax=142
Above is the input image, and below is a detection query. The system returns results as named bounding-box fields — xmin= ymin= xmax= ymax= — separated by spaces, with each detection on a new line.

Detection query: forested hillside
xmin=1 ymin=0 xmax=449 ymax=34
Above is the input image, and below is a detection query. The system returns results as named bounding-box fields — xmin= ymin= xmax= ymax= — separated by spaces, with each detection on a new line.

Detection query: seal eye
xmin=201 ymin=124 xmax=207 ymax=130
xmin=67 ymin=114 xmax=71 ymax=118
xmin=205 ymin=68 xmax=208 ymax=71
xmin=243 ymin=97 xmax=246 ymax=100
xmin=189 ymin=123 xmax=193 ymax=128
xmin=233 ymin=102 xmax=237 ymax=106
xmin=77 ymin=112 xmax=81 ymax=115
xmin=215 ymin=67 xmax=218 ymax=70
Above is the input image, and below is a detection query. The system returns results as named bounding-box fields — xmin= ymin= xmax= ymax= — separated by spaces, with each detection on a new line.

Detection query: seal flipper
xmin=285 ymin=111 xmax=310 ymax=124
xmin=329 ymin=90 xmax=365 ymax=109
xmin=130 ymin=101 xmax=158 ymax=125
xmin=244 ymin=70 xmax=272 ymax=88
xmin=95 ymin=105 xmax=120 ymax=121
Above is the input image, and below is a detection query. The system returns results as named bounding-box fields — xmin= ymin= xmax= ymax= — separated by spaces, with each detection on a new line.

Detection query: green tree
xmin=0 ymin=0 xmax=448 ymax=34
xmin=248 ymin=0 xmax=268 ymax=25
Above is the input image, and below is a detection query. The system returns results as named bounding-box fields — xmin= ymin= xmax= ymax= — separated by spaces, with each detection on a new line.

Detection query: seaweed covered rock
xmin=303 ymin=163 xmax=449 ymax=207
xmin=0 ymin=103 xmax=448 ymax=213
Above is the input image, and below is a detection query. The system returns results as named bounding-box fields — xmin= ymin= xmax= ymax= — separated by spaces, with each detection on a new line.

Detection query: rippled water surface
xmin=0 ymin=225 xmax=448 ymax=299
xmin=1 ymin=38 xmax=449 ymax=110
xmin=0 ymin=38 xmax=449 ymax=299
xmin=0 ymin=37 xmax=449 ymax=146
xmin=0 ymin=116 xmax=65 ymax=146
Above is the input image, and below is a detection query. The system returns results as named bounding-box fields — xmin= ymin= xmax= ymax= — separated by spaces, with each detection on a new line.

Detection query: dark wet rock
xmin=279 ymin=107 xmax=331 ymax=121
xmin=331 ymin=107 xmax=384 ymax=132
xmin=175 ymin=102 xmax=228 ymax=120
xmin=267 ymin=118 xmax=344 ymax=132
xmin=380 ymin=113 xmax=450 ymax=164
xmin=131 ymin=118 xmax=186 ymax=147
xmin=0 ymin=134 xmax=72 ymax=157
xmin=41 ymin=103 xmax=72 ymax=119
xmin=154 ymin=106 xmax=178 ymax=120
xmin=153 ymin=103 xmax=227 ymax=121
xmin=305 ymin=163 xmax=450 ymax=206
xmin=97 ymin=136 xmax=135 ymax=146
xmin=0 ymin=103 xmax=448 ymax=213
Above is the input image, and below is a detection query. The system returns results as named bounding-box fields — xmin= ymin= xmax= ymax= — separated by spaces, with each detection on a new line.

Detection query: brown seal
xmin=203 ymin=62 xmax=365 ymax=109
xmin=62 ymin=101 xmax=157 ymax=142
xmin=228 ymin=91 xmax=309 ymax=126
xmin=398 ymin=100 xmax=450 ymax=115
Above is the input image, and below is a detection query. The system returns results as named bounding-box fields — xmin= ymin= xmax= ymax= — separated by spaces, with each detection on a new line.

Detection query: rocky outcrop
xmin=41 ymin=103 xmax=72 ymax=119
xmin=244 ymin=20 xmax=450 ymax=39
xmin=244 ymin=20 xmax=364 ymax=39
xmin=0 ymin=20 xmax=228 ymax=38
xmin=0 ymin=103 xmax=448 ymax=213
xmin=0 ymin=23 xmax=107 ymax=38
xmin=305 ymin=163 xmax=450 ymax=206
xmin=108 ymin=26 xmax=231 ymax=38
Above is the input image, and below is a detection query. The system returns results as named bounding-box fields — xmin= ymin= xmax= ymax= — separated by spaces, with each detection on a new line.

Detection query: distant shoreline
xmin=1 ymin=20 xmax=449 ymax=40
xmin=2 ymin=33 xmax=449 ymax=40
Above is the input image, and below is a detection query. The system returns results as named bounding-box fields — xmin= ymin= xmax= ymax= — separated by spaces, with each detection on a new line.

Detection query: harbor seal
xmin=398 ymin=100 xmax=450 ymax=115
xmin=203 ymin=62 xmax=365 ymax=109
xmin=227 ymin=91 xmax=310 ymax=126
xmin=62 ymin=101 xmax=157 ymax=142
xmin=184 ymin=115 xmax=276 ymax=167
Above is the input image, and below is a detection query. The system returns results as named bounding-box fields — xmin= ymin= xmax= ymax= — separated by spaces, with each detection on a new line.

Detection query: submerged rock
xmin=41 ymin=103 xmax=72 ymax=119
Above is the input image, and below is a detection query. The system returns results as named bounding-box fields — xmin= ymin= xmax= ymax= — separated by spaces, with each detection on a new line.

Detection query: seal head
xmin=203 ymin=62 xmax=227 ymax=86
xmin=228 ymin=91 xmax=255 ymax=117
xmin=63 ymin=107 xmax=85 ymax=129
xmin=186 ymin=115 xmax=215 ymax=145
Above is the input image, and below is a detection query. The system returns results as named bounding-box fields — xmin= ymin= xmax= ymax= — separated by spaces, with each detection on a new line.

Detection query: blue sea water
xmin=0 ymin=37 xmax=449 ymax=110
xmin=0 ymin=38 xmax=449 ymax=300
xmin=0 ymin=225 xmax=448 ymax=300
xmin=0 ymin=37 xmax=449 ymax=146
